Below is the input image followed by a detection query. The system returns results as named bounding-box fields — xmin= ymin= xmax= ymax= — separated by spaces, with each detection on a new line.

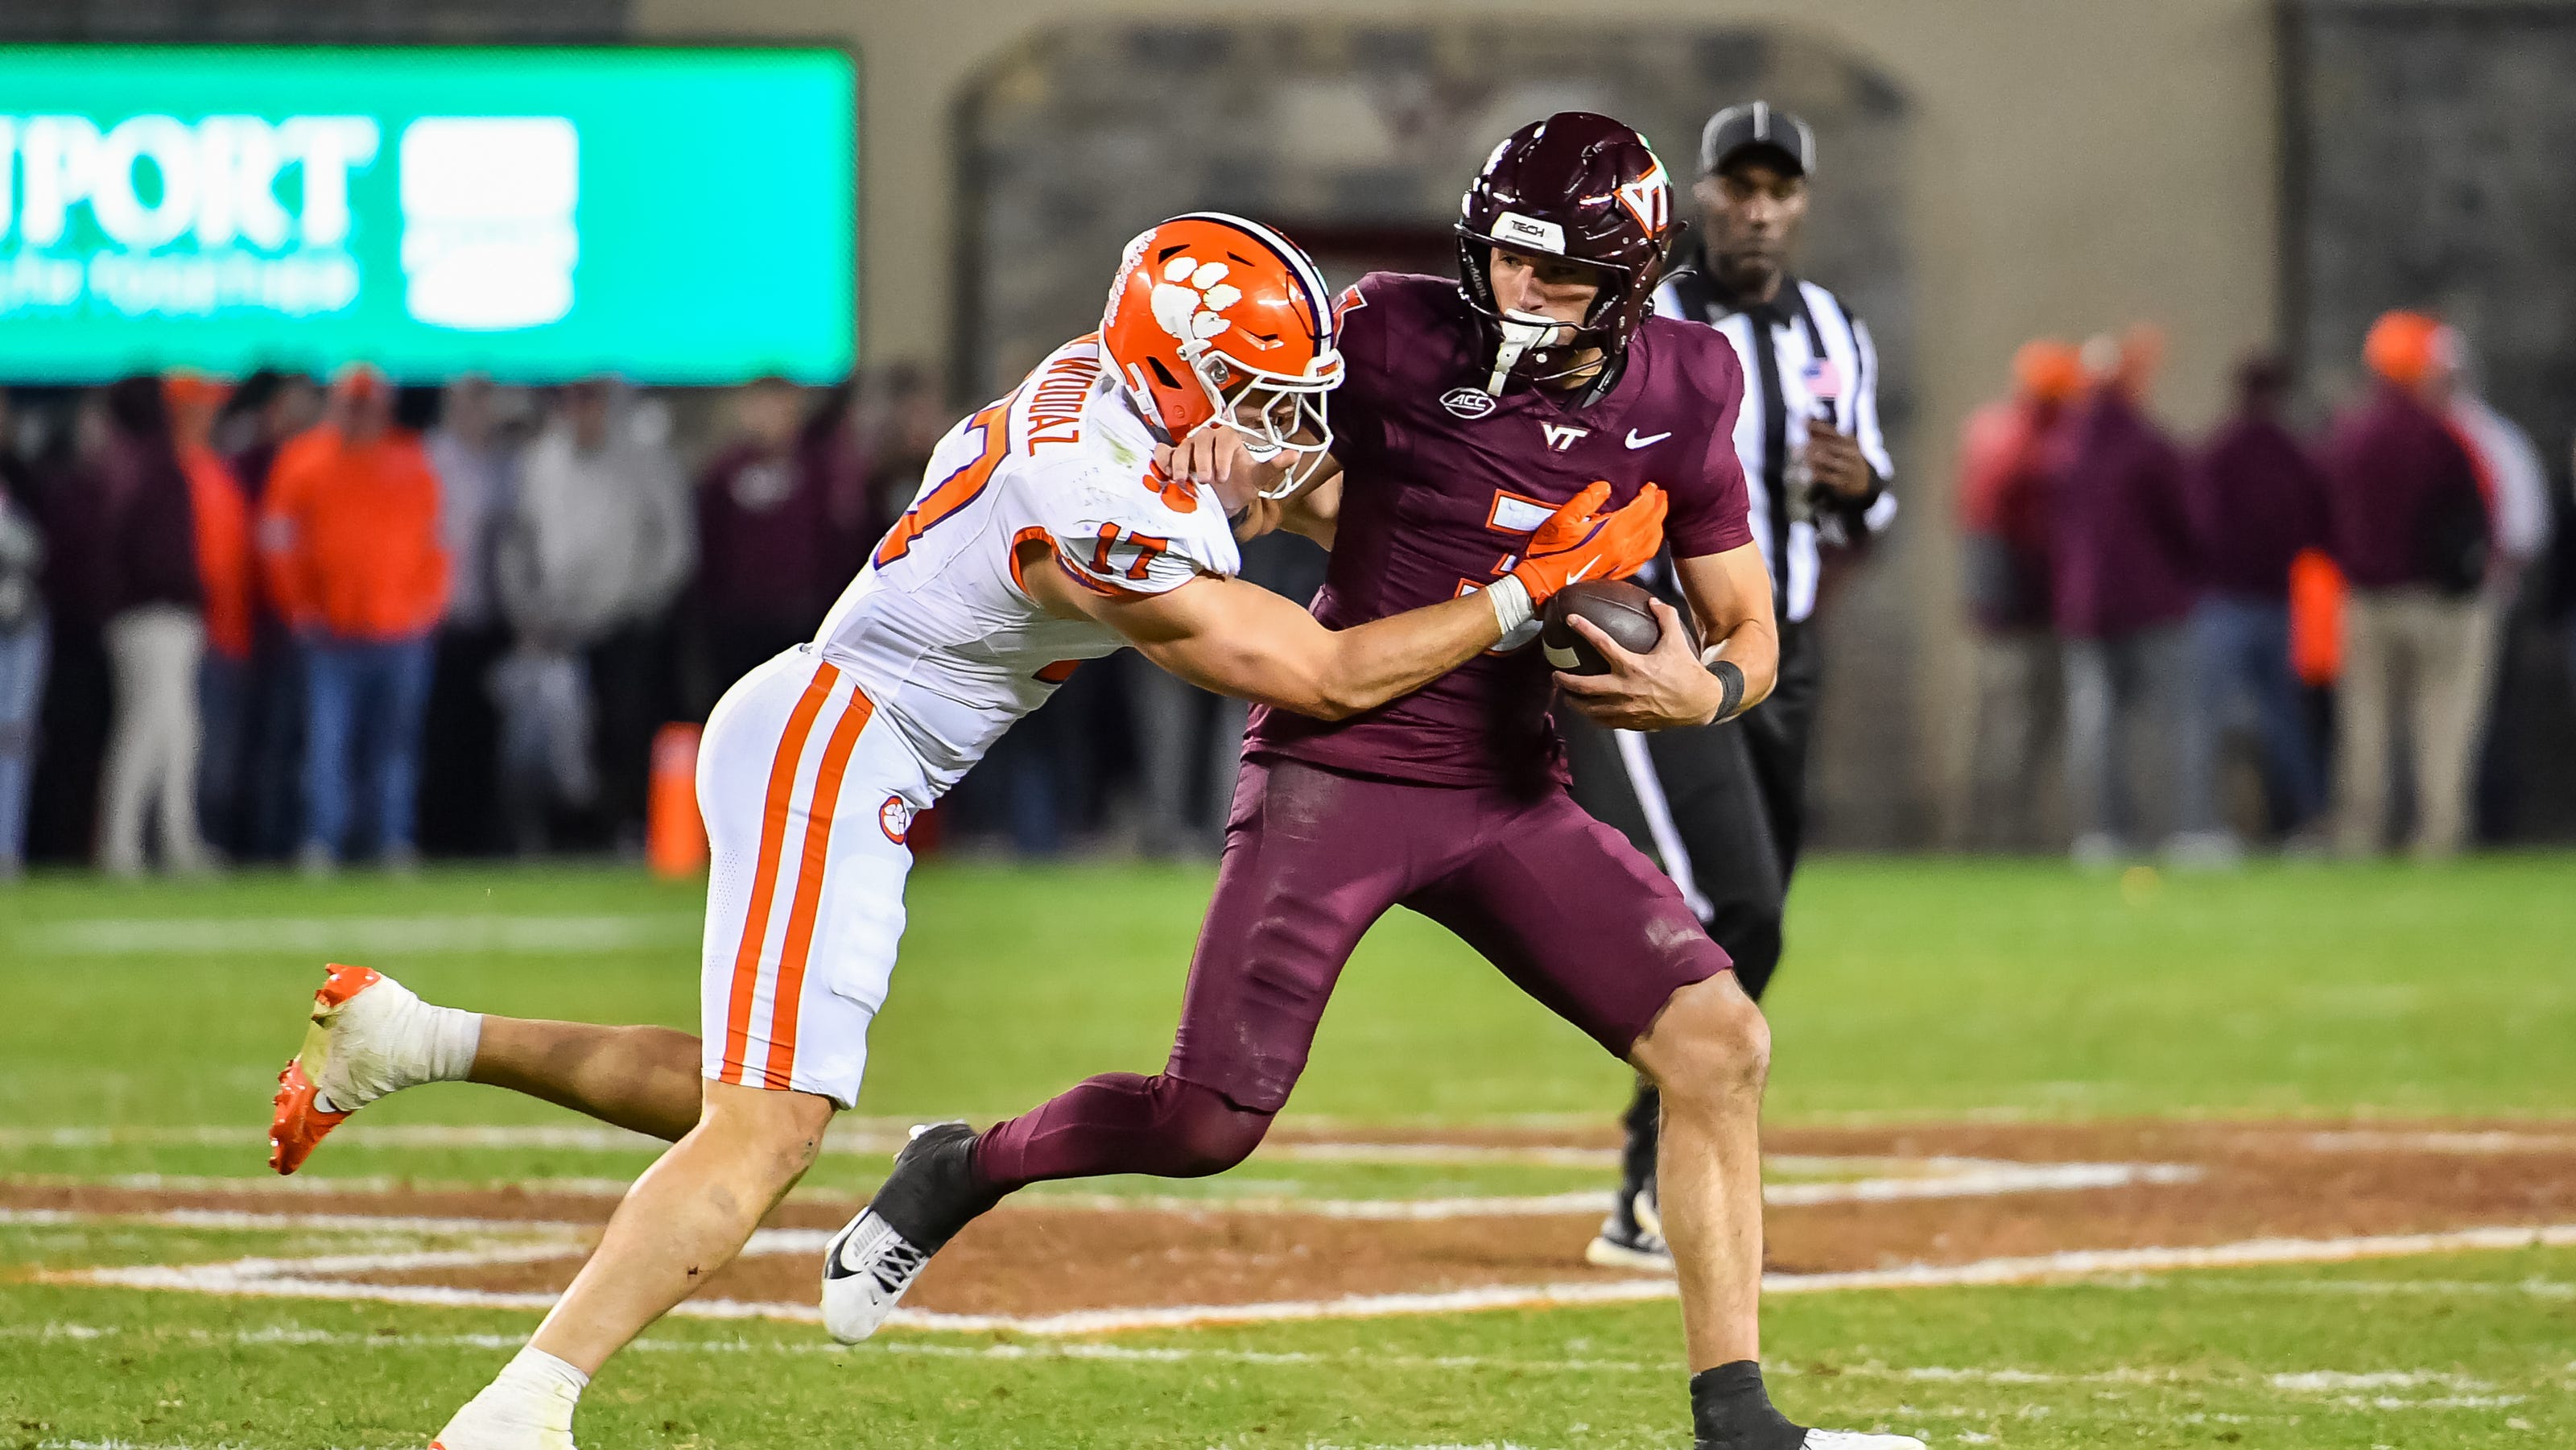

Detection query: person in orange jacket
xmin=1953 ymin=338 xmax=2083 ymax=849
xmin=167 ymin=373 xmax=255 ymax=857
xmin=256 ymin=365 xmax=448 ymax=871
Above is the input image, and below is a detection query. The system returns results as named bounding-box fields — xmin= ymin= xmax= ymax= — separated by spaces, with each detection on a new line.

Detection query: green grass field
xmin=2 ymin=856 xmax=2572 ymax=1448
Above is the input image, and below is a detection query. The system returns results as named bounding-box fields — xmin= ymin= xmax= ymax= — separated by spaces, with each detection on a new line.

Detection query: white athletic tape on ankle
xmin=427 ymin=1006 xmax=484 ymax=1084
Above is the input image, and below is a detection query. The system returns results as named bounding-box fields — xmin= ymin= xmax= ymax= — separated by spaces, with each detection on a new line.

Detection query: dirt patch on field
xmin=1761 ymin=1121 xmax=2576 ymax=1274
xmin=15 ymin=1119 xmax=2576 ymax=1318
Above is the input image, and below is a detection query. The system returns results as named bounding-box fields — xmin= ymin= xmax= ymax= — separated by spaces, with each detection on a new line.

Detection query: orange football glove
xmin=1508 ymin=481 xmax=1668 ymax=603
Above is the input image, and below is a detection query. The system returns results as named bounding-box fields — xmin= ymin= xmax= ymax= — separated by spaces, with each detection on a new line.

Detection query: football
xmin=1540 ymin=578 xmax=1662 ymax=675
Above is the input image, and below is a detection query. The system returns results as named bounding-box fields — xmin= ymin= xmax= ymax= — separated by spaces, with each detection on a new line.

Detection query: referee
xmin=1563 ymin=101 xmax=1897 ymax=1270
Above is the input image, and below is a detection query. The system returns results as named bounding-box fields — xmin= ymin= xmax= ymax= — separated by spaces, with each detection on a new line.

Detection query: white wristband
xmin=1486 ymin=574 xmax=1535 ymax=635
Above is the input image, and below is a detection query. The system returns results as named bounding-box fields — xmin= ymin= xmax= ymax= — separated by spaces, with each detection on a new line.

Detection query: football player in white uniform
xmin=261 ymin=213 xmax=1668 ymax=1450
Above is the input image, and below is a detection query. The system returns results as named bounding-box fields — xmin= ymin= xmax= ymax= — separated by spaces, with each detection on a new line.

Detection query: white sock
xmin=489 ymin=1345 xmax=588 ymax=1421
xmin=438 ymin=1345 xmax=587 ymax=1447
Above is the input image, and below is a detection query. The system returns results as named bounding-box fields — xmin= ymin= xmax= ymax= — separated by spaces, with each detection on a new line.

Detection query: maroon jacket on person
xmin=696 ymin=411 xmax=879 ymax=638
xmin=2187 ymin=411 xmax=2328 ymax=602
xmin=99 ymin=432 xmax=204 ymax=617
xmin=695 ymin=439 xmax=836 ymax=635
xmin=2319 ymin=382 xmax=2484 ymax=591
xmin=2050 ymin=390 xmax=2197 ymax=640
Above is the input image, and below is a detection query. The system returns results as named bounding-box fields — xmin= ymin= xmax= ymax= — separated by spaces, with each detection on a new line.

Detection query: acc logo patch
xmin=1441 ymin=386 xmax=1498 ymax=419
xmin=879 ymin=795 xmax=915 ymax=845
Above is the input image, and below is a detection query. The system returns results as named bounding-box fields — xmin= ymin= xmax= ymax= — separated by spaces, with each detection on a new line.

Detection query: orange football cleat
xmin=266 ymin=963 xmax=382 ymax=1174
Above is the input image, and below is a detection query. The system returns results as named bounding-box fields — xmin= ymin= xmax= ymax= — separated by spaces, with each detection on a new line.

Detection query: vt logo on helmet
xmin=1102 ymin=213 xmax=1344 ymax=499
xmin=1455 ymin=113 xmax=1683 ymax=399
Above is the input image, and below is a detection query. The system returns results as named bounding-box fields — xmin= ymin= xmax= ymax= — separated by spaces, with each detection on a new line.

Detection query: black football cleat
xmin=1585 ymin=1184 xmax=1675 ymax=1273
xmin=820 ymin=1122 xmax=1001 ymax=1342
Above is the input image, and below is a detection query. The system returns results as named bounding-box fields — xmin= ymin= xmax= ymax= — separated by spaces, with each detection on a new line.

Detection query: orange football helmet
xmin=1101 ymin=213 xmax=1343 ymax=498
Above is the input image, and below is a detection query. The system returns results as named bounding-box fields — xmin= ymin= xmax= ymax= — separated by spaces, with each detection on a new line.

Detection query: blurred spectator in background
xmin=1953 ymin=338 xmax=2082 ymax=851
xmin=167 ymin=374 xmax=254 ymax=861
xmin=418 ymin=376 xmax=522 ymax=856
xmin=2561 ymin=461 xmax=2576 ymax=704
xmin=259 ymin=366 xmax=449 ymax=874
xmin=498 ymin=378 xmax=693 ymax=853
xmin=218 ymin=370 xmax=324 ymax=491
xmin=2447 ymin=346 xmax=2551 ymax=596
xmin=861 ymin=365 xmax=947 ymax=550
xmin=693 ymin=378 xmax=840 ymax=696
xmin=2181 ymin=353 xmax=2330 ymax=849
xmin=0 ymin=388 xmax=44 ymax=878
xmin=96 ymin=378 xmax=210 ymax=877
xmin=2444 ymin=345 xmax=2554 ymax=846
xmin=27 ymin=395 xmax=115 ymax=862
xmin=807 ymin=378 xmax=883 ymax=582
xmin=224 ymin=370 xmax=328 ymax=860
xmin=2324 ymin=311 xmax=2492 ymax=860
xmin=2052 ymin=327 xmax=2202 ymax=867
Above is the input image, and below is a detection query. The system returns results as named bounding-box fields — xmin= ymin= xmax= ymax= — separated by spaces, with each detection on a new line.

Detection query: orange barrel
xmin=646 ymin=722 xmax=708 ymax=878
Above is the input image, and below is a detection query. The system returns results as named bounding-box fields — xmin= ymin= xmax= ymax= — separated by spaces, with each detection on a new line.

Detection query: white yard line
xmin=1764 ymin=1160 xmax=2202 ymax=1204
xmin=23 ymin=1172 xmax=652 ymax=1198
xmin=17 ymin=914 xmax=702 ymax=956
xmin=0 ymin=1205 xmax=590 ymax=1237
xmin=2166 ymin=1275 xmax=2576 ymax=1299
xmin=0 ymin=1320 xmax=1666 ymax=1374
xmin=1022 ymin=1161 xmax=2201 ymax=1218
xmin=41 ymin=1218 xmax=2576 ymax=1335
xmin=1024 ymin=1190 xmax=1616 ymax=1219
xmin=1257 ymin=1142 xmax=1615 ymax=1168
xmin=2288 ymin=1128 xmax=2576 ymax=1155
xmin=18 ymin=1319 xmax=2568 ymax=1415
xmin=1757 ymin=1224 xmax=2576 ymax=1295
xmin=0 ymin=1124 xmax=2203 ymax=1215
xmin=0 ymin=1158 xmax=2201 ymax=1225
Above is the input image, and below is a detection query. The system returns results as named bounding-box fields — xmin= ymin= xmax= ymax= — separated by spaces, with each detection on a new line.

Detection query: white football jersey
xmin=813 ymin=333 xmax=1241 ymax=793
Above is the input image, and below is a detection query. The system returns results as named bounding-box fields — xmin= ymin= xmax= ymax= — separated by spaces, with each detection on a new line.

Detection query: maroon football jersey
xmin=1248 ymin=271 xmax=1753 ymax=790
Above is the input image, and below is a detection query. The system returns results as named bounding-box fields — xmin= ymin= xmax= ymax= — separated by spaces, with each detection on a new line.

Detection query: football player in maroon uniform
xmin=837 ymin=114 xmax=1921 ymax=1450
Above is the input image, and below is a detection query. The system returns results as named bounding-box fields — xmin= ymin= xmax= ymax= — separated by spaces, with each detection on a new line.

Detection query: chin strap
xmin=1484 ymin=310 xmax=1579 ymax=395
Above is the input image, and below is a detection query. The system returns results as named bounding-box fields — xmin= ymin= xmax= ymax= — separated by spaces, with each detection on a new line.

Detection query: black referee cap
xmin=1699 ymin=101 xmax=1816 ymax=179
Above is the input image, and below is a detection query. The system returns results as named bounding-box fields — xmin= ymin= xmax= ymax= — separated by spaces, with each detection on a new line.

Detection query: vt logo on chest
xmin=1390 ymin=392 xmax=1664 ymax=551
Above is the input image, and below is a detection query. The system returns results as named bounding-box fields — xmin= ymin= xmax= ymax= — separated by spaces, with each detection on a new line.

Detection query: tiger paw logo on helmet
xmin=1150 ymin=258 xmax=1250 ymax=348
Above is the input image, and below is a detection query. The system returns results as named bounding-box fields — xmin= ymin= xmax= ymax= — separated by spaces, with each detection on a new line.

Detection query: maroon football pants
xmin=976 ymin=754 xmax=1732 ymax=1189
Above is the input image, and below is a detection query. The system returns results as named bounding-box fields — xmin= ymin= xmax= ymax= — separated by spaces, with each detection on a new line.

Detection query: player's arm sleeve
xmin=1820 ymin=316 xmax=1899 ymax=547
xmin=1049 ymin=474 xmax=1228 ymax=600
xmin=1667 ymin=353 xmax=1757 ymax=561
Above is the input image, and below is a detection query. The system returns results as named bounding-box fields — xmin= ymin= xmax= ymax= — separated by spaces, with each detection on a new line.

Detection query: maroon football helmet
xmin=1455 ymin=112 xmax=1682 ymax=396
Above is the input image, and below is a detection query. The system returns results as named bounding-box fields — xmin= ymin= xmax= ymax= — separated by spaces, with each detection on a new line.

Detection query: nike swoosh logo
xmin=1624 ymin=429 xmax=1671 ymax=449
xmin=827 ymin=1234 xmax=861 ymax=1277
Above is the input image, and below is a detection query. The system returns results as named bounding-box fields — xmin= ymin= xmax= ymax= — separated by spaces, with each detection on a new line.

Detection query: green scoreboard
xmin=0 ymin=45 xmax=857 ymax=382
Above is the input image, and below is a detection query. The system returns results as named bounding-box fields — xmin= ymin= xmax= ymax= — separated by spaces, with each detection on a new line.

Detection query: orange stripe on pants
xmin=758 ymin=685 xmax=877 ymax=1090
xmin=719 ymin=661 xmax=841 ymax=1085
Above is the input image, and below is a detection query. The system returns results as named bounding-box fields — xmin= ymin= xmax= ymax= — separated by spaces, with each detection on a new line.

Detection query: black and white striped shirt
xmin=1652 ymin=266 xmax=1896 ymax=624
